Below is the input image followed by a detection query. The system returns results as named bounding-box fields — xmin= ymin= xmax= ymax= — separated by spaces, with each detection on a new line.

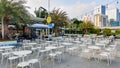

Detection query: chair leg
xmin=6 ymin=58 xmax=8 ymax=68
xmin=10 ymin=60 xmax=12 ymax=68
xmin=1 ymin=56 xmax=3 ymax=64
xmin=39 ymin=61 xmax=41 ymax=68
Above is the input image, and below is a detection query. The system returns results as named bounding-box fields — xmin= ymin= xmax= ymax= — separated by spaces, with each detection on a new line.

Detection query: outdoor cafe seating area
xmin=0 ymin=34 xmax=120 ymax=68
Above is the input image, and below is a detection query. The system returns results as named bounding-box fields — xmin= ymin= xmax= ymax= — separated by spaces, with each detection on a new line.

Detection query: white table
xmin=49 ymin=53 xmax=57 ymax=57
xmin=31 ymin=47 xmax=42 ymax=51
xmin=45 ymin=46 xmax=58 ymax=51
xmin=12 ymin=50 xmax=32 ymax=61
xmin=0 ymin=46 xmax=14 ymax=50
xmin=95 ymin=43 xmax=106 ymax=48
xmin=99 ymin=52 xmax=110 ymax=56
xmin=73 ymin=41 xmax=81 ymax=43
xmin=62 ymin=43 xmax=73 ymax=46
xmin=68 ymin=47 xmax=78 ymax=51
xmin=46 ymin=41 xmax=53 ymax=43
xmin=25 ymin=42 xmax=37 ymax=46
xmin=62 ymin=43 xmax=73 ymax=48
xmin=88 ymin=46 xmax=101 ymax=50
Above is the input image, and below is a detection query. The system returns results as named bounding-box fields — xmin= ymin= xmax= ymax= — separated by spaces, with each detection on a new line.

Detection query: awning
xmin=29 ymin=23 xmax=49 ymax=28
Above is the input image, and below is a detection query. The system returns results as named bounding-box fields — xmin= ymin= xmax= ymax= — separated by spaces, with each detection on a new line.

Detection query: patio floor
xmin=0 ymin=39 xmax=120 ymax=68
xmin=0 ymin=51 xmax=120 ymax=68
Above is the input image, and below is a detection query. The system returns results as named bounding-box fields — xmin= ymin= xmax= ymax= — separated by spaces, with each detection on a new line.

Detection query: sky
xmin=25 ymin=0 xmax=120 ymax=19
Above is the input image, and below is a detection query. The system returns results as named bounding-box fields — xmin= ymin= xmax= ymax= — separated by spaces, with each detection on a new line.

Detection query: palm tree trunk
xmin=1 ymin=17 xmax=4 ymax=39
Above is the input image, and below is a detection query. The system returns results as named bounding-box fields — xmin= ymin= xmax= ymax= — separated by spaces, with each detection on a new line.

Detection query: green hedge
xmin=65 ymin=30 xmax=83 ymax=34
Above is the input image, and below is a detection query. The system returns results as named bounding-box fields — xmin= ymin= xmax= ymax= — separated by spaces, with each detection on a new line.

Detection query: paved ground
xmin=0 ymin=39 xmax=120 ymax=68
xmin=0 ymin=52 xmax=120 ymax=68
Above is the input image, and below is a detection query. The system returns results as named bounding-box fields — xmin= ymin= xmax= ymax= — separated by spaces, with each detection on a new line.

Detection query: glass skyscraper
xmin=94 ymin=5 xmax=106 ymax=15
xmin=106 ymin=7 xmax=119 ymax=26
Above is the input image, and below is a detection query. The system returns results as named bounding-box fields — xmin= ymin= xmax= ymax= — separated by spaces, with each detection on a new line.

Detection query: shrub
xmin=103 ymin=28 xmax=111 ymax=36
xmin=115 ymin=30 xmax=120 ymax=35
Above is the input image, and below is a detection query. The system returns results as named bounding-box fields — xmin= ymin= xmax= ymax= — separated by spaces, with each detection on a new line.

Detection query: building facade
xmin=82 ymin=15 xmax=91 ymax=23
xmin=94 ymin=14 xmax=108 ymax=27
xmin=94 ymin=5 xmax=106 ymax=15
xmin=106 ymin=7 xmax=119 ymax=26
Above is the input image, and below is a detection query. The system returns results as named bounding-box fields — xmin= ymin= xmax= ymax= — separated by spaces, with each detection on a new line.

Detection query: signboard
xmin=48 ymin=23 xmax=54 ymax=28
xmin=46 ymin=16 xmax=51 ymax=23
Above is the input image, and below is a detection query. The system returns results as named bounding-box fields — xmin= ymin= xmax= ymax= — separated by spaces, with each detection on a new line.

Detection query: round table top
xmin=46 ymin=41 xmax=53 ymax=43
xmin=45 ymin=46 xmax=57 ymax=50
xmin=0 ymin=46 xmax=14 ymax=49
xmin=73 ymin=41 xmax=81 ymax=43
xmin=99 ymin=52 xmax=110 ymax=56
xmin=88 ymin=46 xmax=101 ymax=50
xmin=68 ymin=47 xmax=78 ymax=51
xmin=25 ymin=43 xmax=37 ymax=45
xmin=95 ymin=43 xmax=105 ymax=46
xmin=62 ymin=43 xmax=73 ymax=46
xmin=49 ymin=53 xmax=57 ymax=57
xmin=79 ymin=44 xmax=86 ymax=46
xmin=12 ymin=50 xmax=32 ymax=56
xmin=39 ymin=49 xmax=51 ymax=53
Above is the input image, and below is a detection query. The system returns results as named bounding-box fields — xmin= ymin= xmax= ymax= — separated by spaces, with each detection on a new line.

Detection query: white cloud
xmin=59 ymin=2 xmax=97 ymax=19
xmin=25 ymin=0 xmax=97 ymax=19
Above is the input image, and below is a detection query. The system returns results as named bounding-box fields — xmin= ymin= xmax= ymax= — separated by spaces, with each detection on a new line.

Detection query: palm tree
xmin=34 ymin=7 xmax=48 ymax=18
xmin=79 ymin=21 xmax=94 ymax=34
xmin=71 ymin=18 xmax=83 ymax=28
xmin=0 ymin=0 xmax=30 ymax=39
xmin=50 ymin=8 xmax=68 ymax=36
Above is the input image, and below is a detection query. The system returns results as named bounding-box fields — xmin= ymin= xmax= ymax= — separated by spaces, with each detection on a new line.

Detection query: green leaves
xmin=50 ymin=8 xmax=68 ymax=28
xmin=0 ymin=0 xmax=30 ymax=39
xmin=103 ymin=28 xmax=111 ymax=36
xmin=78 ymin=22 xmax=94 ymax=34
xmin=34 ymin=7 xmax=48 ymax=18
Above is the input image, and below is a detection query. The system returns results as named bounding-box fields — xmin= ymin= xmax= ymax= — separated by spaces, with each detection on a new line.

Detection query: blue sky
xmin=26 ymin=0 xmax=120 ymax=19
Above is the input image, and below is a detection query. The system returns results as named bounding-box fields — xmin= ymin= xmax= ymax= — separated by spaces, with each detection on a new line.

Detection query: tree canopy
xmin=79 ymin=21 xmax=94 ymax=34
xmin=0 ymin=0 xmax=30 ymax=39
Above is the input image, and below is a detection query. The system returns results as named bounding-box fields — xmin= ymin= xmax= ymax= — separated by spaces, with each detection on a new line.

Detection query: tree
xmin=71 ymin=18 xmax=83 ymax=28
xmin=34 ymin=7 xmax=48 ymax=18
xmin=103 ymin=28 xmax=111 ymax=36
xmin=0 ymin=0 xmax=30 ymax=39
xmin=78 ymin=21 xmax=94 ymax=34
xmin=115 ymin=30 xmax=120 ymax=35
xmin=50 ymin=8 xmax=68 ymax=36
xmin=93 ymin=28 xmax=101 ymax=35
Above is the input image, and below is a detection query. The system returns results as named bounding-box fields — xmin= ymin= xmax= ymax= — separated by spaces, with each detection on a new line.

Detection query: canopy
xmin=29 ymin=23 xmax=49 ymax=28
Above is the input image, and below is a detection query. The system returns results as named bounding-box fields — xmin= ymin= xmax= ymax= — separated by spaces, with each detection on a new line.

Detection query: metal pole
xmin=48 ymin=0 xmax=50 ymax=14
xmin=48 ymin=0 xmax=50 ymax=35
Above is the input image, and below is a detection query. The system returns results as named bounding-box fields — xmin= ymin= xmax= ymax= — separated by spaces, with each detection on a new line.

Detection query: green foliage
xmin=50 ymin=8 xmax=68 ymax=27
xmin=65 ymin=30 xmax=82 ymax=34
xmin=34 ymin=7 xmax=48 ymax=18
xmin=93 ymin=28 xmax=101 ymax=35
xmin=115 ymin=30 xmax=120 ymax=35
xmin=71 ymin=18 xmax=83 ymax=28
xmin=78 ymin=22 xmax=94 ymax=34
xmin=103 ymin=28 xmax=111 ymax=36
xmin=49 ymin=8 xmax=69 ymax=36
xmin=0 ymin=0 xmax=30 ymax=39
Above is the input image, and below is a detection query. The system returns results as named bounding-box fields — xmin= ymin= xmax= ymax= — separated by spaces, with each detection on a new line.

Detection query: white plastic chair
xmin=6 ymin=56 xmax=19 ymax=68
xmin=16 ymin=62 xmax=30 ymax=68
xmin=56 ymin=51 xmax=62 ymax=63
xmin=1 ymin=52 xmax=12 ymax=64
xmin=28 ymin=59 xmax=41 ymax=68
